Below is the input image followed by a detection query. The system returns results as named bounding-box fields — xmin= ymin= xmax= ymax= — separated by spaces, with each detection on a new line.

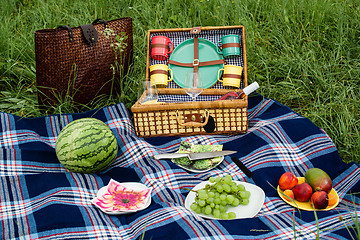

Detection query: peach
xmin=292 ymin=183 xmax=313 ymax=202
xmin=283 ymin=189 xmax=294 ymax=201
xmin=310 ymin=191 xmax=328 ymax=209
xmin=279 ymin=172 xmax=298 ymax=190
xmin=327 ymin=193 xmax=337 ymax=206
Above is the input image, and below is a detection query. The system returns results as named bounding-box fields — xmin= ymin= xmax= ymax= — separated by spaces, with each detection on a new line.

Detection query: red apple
xmin=292 ymin=183 xmax=313 ymax=202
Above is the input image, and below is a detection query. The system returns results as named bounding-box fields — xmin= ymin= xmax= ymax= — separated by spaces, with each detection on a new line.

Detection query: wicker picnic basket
xmin=131 ymin=26 xmax=248 ymax=137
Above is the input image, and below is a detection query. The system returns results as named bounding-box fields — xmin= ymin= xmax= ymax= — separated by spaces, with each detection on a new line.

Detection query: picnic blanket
xmin=0 ymin=94 xmax=359 ymax=240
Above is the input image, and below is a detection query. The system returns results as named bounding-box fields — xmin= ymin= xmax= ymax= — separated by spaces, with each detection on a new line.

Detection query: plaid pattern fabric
xmin=1 ymin=95 xmax=359 ymax=240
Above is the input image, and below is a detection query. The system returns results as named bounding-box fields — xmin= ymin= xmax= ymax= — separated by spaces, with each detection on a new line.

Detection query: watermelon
xmin=55 ymin=118 xmax=118 ymax=173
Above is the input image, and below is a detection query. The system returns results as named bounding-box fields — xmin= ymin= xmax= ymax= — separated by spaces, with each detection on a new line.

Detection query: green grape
xmin=223 ymin=177 xmax=231 ymax=185
xmin=198 ymin=199 xmax=206 ymax=207
xmin=190 ymin=202 xmax=198 ymax=211
xmin=206 ymin=197 xmax=214 ymax=204
xmin=241 ymin=198 xmax=249 ymax=205
xmin=204 ymin=205 xmax=212 ymax=215
xmin=216 ymin=185 xmax=224 ymax=193
xmin=201 ymin=207 xmax=207 ymax=214
xmin=213 ymin=209 xmax=221 ymax=218
xmin=228 ymin=212 xmax=236 ymax=219
xmin=226 ymin=195 xmax=234 ymax=204
xmin=237 ymin=184 xmax=245 ymax=191
xmin=219 ymin=205 xmax=226 ymax=213
xmin=231 ymin=198 xmax=240 ymax=207
xmin=220 ymin=212 xmax=229 ymax=220
xmin=198 ymin=189 xmax=206 ymax=195
xmin=239 ymin=191 xmax=247 ymax=199
xmin=192 ymin=176 xmax=252 ymax=219
xmin=220 ymin=194 xmax=227 ymax=201
xmin=224 ymin=174 xmax=232 ymax=181
xmin=208 ymin=191 xmax=215 ymax=198
xmin=198 ymin=192 xmax=208 ymax=200
xmin=223 ymin=184 xmax=231 ymax=193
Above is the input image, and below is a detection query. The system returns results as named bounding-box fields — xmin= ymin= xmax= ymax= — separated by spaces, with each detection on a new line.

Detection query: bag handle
xmin=58 ymin=25 xmax=74 ymax=42
xmin=57 ymin=19 xmax=109 ymax=43
xmin=92 ymin=19 xmax=109 ymax=28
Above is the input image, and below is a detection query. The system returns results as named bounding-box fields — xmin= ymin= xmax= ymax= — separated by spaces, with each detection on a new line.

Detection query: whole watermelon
xmin=55 ymin=118 xmax=118 ymax=173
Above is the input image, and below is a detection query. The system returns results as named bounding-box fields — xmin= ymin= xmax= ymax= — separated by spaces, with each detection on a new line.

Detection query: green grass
xmin=0 ymin=0 xmax=359 ymax=163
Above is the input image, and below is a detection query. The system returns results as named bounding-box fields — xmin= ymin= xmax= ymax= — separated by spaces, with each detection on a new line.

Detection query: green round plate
xmin=168 ymin=38 xmax=224 ymax=89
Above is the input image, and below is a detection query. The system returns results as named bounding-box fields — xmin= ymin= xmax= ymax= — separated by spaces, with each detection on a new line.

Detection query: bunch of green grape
xmin=190 ymin=174 xmax=251 ymax=220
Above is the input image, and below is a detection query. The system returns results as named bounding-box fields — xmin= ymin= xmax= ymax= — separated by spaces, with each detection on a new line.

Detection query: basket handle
xmin=58 ymin=19 xmax=109 ymax=43
xmin=176 ymin=110 xmax=209 ymax=127
xmin=92 ymin=19 xmax=109 ymax=28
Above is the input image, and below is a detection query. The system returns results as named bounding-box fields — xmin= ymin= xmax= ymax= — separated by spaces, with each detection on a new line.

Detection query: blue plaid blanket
xmin=1 ymin=95 xmax=359 ymax=240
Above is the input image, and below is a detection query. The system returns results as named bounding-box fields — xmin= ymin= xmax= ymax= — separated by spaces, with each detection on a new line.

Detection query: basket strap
xmin=168 ymin=59 xmax=224 ymax=67
xmin=193 ymin=37 xmax=199 ymax=74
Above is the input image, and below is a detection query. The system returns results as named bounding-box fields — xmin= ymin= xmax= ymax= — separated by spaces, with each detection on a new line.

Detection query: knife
xmin=231 ymin=157 xmax=253 ymax=178
xmin=153 ymin=150 xmax=237 ymax=161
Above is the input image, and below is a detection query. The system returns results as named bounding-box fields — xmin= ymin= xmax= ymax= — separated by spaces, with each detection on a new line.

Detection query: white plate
xmin=172 ymin=156 xmax=224 ymax=173
xmin=185 ymin=180 xmax=265 ymax=220
xmin=93 ymin=182 xmax=152 ymax=215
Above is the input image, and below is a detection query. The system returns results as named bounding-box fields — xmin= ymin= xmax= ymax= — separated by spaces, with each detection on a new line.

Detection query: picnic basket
xmin=131 ymin=26 xmax=248 ymax=137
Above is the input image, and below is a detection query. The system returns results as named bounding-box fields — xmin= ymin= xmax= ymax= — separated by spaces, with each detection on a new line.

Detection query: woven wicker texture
xmin=133 ymin=106 xmax=248 ymax=137
xmin=35 ymin=17 xmax=133 ymax=106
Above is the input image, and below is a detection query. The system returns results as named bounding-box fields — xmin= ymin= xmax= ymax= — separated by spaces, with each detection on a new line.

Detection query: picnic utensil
xmin=151 ymin=35 xmax=174 ymax=60
xmin=217 ymin=34 xmax=241 ymax=58
xmin=231 ymin=157 xmax=253 ymax=178
xmin=168 ymin=38 xmax=224 ymax=89
xmin=153 ymin=150 xmax=236 ymax=161
xmin=217 ymin=65 xmax=243 ymax=88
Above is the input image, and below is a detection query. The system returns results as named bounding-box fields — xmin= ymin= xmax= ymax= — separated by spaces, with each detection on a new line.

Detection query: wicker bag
xmin=35 ymin=17 xmax=133 ymax=106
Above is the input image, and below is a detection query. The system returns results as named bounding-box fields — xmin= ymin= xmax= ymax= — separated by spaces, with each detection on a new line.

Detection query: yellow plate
xmin=277 ymin=177 xmax=339 ymax=211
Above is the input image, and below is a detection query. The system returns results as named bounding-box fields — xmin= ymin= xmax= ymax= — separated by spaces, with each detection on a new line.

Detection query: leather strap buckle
xmin=80 ymin=24 xmax=98 ymax=45
xmin=193 ymin=59 xmax=199 ymax=66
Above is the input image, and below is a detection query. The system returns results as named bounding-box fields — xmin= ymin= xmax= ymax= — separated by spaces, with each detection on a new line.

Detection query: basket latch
xmin=184 ymin=113 xmax=203 ymax=123
xmin=190 ymin=27 xmax=201 ymax=34
xmin=176 ymin=110 xmax=209 ymax=127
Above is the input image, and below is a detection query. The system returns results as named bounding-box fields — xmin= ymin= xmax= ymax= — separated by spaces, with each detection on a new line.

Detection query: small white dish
xmin=92 ymin=181 xmax=152 ymax=215
xmin=185 ymin=180 xmax=265 ymax=220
